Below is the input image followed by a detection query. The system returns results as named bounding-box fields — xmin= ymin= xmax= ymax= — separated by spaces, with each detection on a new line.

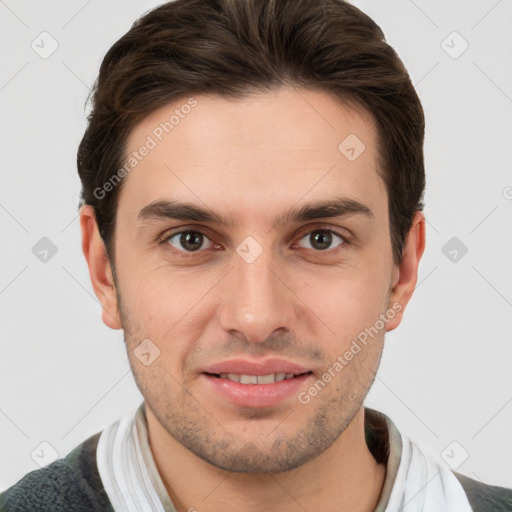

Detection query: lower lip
xmin=201 ymin=373 xmax=313 ymax=408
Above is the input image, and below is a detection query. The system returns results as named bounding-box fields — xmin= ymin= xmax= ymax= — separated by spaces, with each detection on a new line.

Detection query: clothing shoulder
xmin=0 ymin=432 xmax=113 ymax=512
xmin=453 ymin=471 xmax=512 ymax=512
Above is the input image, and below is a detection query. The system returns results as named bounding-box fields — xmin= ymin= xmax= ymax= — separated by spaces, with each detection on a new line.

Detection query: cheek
xmin=117 ymin=263 xmax=212 ymax=360
xmin=315 ymin=287 xmax=386 ymax=352
xmin=293 ymin=268 xmax=392 ymax=370
xmin=302 ymin=256 xmax=391 ymax=319
xmin=115 ymin=259 xmax=169 ymax=336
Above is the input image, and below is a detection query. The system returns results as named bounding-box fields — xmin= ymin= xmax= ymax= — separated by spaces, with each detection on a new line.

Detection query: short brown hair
xmin=77 ymin=0 xmax=425 ymax=264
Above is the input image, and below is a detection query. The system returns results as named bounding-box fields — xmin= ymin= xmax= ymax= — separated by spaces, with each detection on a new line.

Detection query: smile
xmin=212 ymin=372 xmax=301 ymax=384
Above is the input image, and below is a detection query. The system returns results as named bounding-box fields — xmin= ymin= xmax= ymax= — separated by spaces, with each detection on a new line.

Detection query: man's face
xmin=111 ymin=87 xmax=399 ymax=472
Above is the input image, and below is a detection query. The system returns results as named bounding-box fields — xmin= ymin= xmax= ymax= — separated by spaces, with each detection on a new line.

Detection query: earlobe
xmin=79 ymin=205 xmax=122 ymax=330
xmin=386 ymin=211 xmax=426 ymax=332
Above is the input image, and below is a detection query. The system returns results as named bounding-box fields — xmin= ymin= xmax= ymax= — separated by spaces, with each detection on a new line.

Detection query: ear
xmin=79 ymin=205 xmax=122 ymax=330
xmin=386 ymin=211 xmax=426 ymax=332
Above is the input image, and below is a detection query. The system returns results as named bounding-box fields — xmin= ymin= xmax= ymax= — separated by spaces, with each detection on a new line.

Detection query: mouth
xmin=205 ymin=371 xmax=312 ymax=384
xmin=200 ymin=363 xmax=314 ymax=408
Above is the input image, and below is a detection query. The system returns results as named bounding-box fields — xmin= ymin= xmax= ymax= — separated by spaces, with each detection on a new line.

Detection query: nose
xmin=217 ymin=240 xmax=299 ymax=344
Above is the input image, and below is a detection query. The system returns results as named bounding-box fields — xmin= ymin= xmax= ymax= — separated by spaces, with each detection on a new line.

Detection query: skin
xmin=81 ymin=86 xmax=425 ymax=512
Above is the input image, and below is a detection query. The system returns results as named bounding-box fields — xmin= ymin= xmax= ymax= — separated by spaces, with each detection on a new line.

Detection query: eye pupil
xmin=311 ymin=230 xmax=332 ymax=250
xmin=181 ymin=232 xmax=203 ymax=251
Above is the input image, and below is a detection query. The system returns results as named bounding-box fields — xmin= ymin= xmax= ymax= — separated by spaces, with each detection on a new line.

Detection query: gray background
xmin=1 ymin=0 xmax=511 ymax=491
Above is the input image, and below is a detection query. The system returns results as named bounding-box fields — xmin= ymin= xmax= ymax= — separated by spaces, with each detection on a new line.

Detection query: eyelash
xmin=158 ymin=226 xmax=351 ymax=257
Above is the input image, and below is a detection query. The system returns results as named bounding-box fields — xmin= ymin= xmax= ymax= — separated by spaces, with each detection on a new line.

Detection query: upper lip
xmin=201 ymin=358 xmax=311 ymax=376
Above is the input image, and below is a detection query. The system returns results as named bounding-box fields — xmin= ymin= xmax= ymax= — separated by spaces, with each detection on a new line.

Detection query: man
xmin=1 ymin=0 xmax=510 ymax=510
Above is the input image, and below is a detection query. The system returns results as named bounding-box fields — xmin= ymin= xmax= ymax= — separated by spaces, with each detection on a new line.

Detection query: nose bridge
xmin=218 ymin=236 xmax=296 ymax=343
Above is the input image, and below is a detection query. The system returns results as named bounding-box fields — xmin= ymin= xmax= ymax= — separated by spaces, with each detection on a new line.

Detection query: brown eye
xmin=166 ymin=231 xmax=214 ymax=252
xmin=297 ymin=229 xmax=346 ymax=251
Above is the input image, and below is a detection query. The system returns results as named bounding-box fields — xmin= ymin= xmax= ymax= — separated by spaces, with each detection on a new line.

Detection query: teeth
xmin=256 ymin=373 xmax=274 ymax=384
xmin=240 ymin=374 xmax=258 ymax=384
xmin=218 ymin=373 xmax=296 ymax=384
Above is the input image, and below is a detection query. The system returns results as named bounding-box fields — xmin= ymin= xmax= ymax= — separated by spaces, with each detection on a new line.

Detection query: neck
xmin=146 ymin=406 xmax=386 ymax=512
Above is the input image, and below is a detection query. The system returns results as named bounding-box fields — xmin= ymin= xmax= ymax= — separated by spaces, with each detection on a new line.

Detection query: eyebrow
xmin=137 ymin=196 xmax=374 ymax=229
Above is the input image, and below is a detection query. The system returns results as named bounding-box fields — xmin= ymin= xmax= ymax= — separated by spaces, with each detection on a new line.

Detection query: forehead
xmin=119 ymin=87 xmax=385 ymax=223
